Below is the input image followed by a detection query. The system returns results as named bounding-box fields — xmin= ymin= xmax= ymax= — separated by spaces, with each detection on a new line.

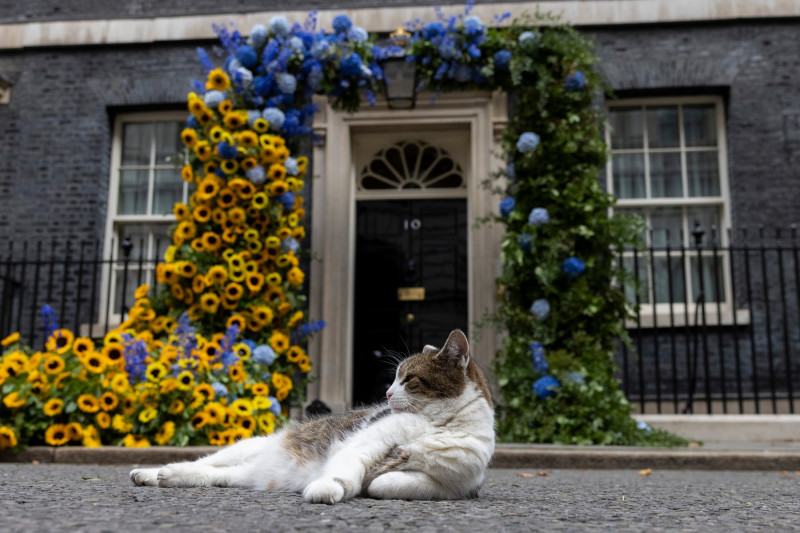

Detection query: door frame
xmin=308 ymin=90 xmax=508 ymax=411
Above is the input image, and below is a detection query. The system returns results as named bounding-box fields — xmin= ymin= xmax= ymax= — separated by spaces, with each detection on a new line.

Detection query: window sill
xmin=625 ymin=308 xmax=751 ymax=329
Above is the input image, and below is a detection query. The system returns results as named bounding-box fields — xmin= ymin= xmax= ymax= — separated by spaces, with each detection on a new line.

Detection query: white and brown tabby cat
xmin=130 ymin=329 xmax=495 ymax=503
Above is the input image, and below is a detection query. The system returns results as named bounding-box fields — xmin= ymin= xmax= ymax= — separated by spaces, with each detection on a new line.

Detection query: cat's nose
xmin=386 ymin=391 xmax=393 ymax=400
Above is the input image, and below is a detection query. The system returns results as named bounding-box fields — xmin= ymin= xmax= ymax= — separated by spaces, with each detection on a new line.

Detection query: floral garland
xmin=0 ymin=3 xmax=686 ymax=450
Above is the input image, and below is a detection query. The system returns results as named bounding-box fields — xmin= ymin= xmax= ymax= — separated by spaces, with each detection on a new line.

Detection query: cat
xmin=130 ymin=329 xmax=495 ymax=503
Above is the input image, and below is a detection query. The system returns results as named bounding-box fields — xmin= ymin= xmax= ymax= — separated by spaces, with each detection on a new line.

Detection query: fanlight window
xmin=359 ymin=140 xmax=465 ymax=191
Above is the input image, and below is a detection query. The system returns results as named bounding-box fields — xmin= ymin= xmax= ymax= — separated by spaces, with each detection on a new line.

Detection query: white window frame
xmin=97 ymin=111 xmax=188 ymax=327
xmin=605 ymin=96 xmax=744 ymax=327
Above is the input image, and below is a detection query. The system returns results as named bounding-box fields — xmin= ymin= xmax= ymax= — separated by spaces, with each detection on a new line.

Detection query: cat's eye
xmin=401 ymin=374 xmax=414 ymax=385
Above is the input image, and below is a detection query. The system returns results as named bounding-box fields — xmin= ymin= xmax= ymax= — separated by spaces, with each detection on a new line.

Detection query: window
xmin=605 ymin=97 xmax=731 ymax=316
xmin=102 ymin=112 xmax=187 ymax=319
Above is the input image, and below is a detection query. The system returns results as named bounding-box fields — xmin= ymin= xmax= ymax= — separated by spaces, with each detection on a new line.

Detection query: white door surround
xmin=307 ymin=91 xmax=507 ymax=411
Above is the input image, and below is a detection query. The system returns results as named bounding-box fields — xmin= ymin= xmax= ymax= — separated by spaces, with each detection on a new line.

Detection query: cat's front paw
xmin=303 ymin=478 xmax=346 ymax=504
xmin=130 ymin=468 xmax=160 ymax=487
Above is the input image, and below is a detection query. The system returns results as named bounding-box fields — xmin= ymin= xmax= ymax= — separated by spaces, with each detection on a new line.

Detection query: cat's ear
xmin=422 ymin=345 xmax=439 ymax=355
xmin=437 ymin=329 xmax=469 ymax=369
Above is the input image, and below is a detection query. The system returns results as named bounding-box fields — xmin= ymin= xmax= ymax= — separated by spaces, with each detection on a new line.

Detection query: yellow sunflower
xmin=269 ymin=331 xmax=290 ymax=354
xmin=251 ymin=305 xmax=274 ymax=324
xmin=77 ymin=394 xmax=100 ymax=413
xmin=155 ymin=421 xmax=176 ymax=446
xmin=43 ymin=398 xmax=64 ymax=417
xmin=83 ymin=352 xmax=107 ymax=374
xmin=138 ymin=407 xmax=158 ymax=423
xmin=197 ymin=175 xmax=220 ymax=200
xmin=96 ymin=412 xmax=111 ymax=429
xmin=181 ymin=165 xmax=194 ymax=183
xmin=218 ymin=99 xmax=234 ymax=115
xmin=206 ymin=68 xmax=230 ymax=91
xmin=1 ymin=332 xmax=20 ymax=347
xmin=82 ymin=425 xmax=102 ymax=448
xmin=287 ymin=267 xmax=305 ymax=286
xmin=42 ymin=354 xmax=65 ymax=375
xmin=217 ymin=188 xmax=237 ymax=208
xmin=122 ymin=434 xmax=151 ymax=448
xmin=99 ymin=391 xmax=119 ymax=411
xmin=168 ymin=399 xmax=185 ymax=415
xmin=193 ymin=204 xmax=211 ymax=223
xmin=112 ymin=414 xmax=133 ymax=433
xmin=257 ymin=412 xmax=276 ymax=434
xmin=3 ymin=392 xmax=25 ymax=409
xmin=45 ymin=329 xmax=74 ymax=354
xmin=180 ymin=128 xmax=198 ymax=147
xmin=103 ymin=343 xmax=125 ymax=368
xmin=230 ymin=398 xmax=253 ymax=417
xmin=44 ymin=424 xmax=70 ymax=446
xmin=191 ymin=411 xmax=210 ymax=429
xmin=176 ymin=370 xmax=195 ymax=391
xmin=200 ymin=293 xmax=221 ymax=314
xmin=0 ymin=426 xmax=19 ymax=449
xmin=145 ymin=362 xmax=168 ymax=382
xmin=252 ymin=382 xmax=269 ymax=396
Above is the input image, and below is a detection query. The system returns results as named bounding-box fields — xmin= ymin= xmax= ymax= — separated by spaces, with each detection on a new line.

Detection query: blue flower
xmin=196 ymin=47 xmax=214 ymax=73
xmin=423 ymin=21 xmax=446 ymax=40
xmin=499 ymin=197 xmax=515 ymax=217
xmin=221 ymin=323 xmax=240 ymax=351
xmin=236 ymin=45 xmax=259 ymax=69
xmin=267 ymin=396 xmax=281 ymax=416
xmin=278 ymin=192 xmax=295 ymax=211
xmin=518 ymin=31 xmax=539 ymax=47
xmin=339 ymin=53 xmax=363 ymax=77
xmin=250 ymin=24 xmax=268 ymax=48
xmin=517 ymin=233 xmax=533 ymax=252
xmin=463 ymin=15 xmax=484 ymax=36
xmin=530 ymin=299 xmax=550 ymax=320
xmin=203 ymin=90 xmax=225 ymax=109
xmin=565 ymin=371 xmax=585 ymax=384
xmin=224 ymin=56 xmax=242 ymax=77
xmin=284 ymin=157 xmax=299 ymax=176
xmin=529 ymin=342 xmax=548 ymax=373
xmin=310 ymin=40 xmax=331 ymax=60
xmin=467 ymin=44 xmax=481 ymax=59
xmin=637 ymin=421 xmax=652 ymax=433
xmin=455 ymin=65 xmax=472 ymax=82
xmin=565 ymin=71 xmax=586 ymax=92
xmin=262 ymin=107 xmax=285 ymax=130
xmin=253 ymin=345 xmax=276 ymax=365
xmin=494 ymin=49 xmax=512 ymax=70
xmin=269 ymin=16 xmax=291 ymax=38
xmin=533 ymin=376 xmax=560 ymax=400
xmin=234 ymin=67 xmax=253 ymax=87
xmin=288 ymin=36 xmax=305 ymax=54
xmin=308 ymin=64 xmax=324 ymax=91
xmin=438 ymin=41 xmax=458 ymax=60
xmin=562 ymin=257 xmax=586 ymax=279
xmin=246 ymin=166 xmax=266 ymax=184
xmin=348 ymin=26 xmax=368 ymax=43
xmin=186 ymin=115 xmax=199 ymax=129
xmin=40 ymin=304 xmax=59 ymax=339
xmin=506 ymin=162 xmax=516 ymax=180
xmin=211 ymin=382 xmax=228 ymax=397
xmin=277 ymin=73 xmax=297 ymax=94
xmin=332 ymin=14 xmax=353 ymax=34
xmin=528 ymin=207 xmax=550 ymax=226
xmin=217 ymin=141 xmax=238 ymax=160
xmin=282 ymin=237 xmax=300 ymax=253
xmin=516 ymin=131 xmax=540 ymax=153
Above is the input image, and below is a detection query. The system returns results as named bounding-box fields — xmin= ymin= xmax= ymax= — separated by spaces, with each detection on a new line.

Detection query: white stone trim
xmin=2 ymin=1 xmax=800 ymax=50
xmin=307 ymin=91 xmax=505 ymax=410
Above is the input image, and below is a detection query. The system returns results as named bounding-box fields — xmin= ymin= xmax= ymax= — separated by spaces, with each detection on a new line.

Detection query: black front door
xmin=353 ymin=199 xmax=468 ymax=406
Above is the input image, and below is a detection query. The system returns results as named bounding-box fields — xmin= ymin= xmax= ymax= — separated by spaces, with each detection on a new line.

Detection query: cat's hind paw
xmin=130 ymin=468 xmax=160 ymax=487
xmin=302 ymin=478 xmax=346 ymax=504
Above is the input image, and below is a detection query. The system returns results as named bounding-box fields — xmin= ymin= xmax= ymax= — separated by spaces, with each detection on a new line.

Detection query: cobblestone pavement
xmin=1 ymin=464 xmax=798 ymax=532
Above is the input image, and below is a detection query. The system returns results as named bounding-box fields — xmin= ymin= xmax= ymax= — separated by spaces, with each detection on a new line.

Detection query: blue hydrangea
xmin=277 ymin=73 xmax=297 ymax=94
xmin=253 ymin=345 xmax=276 ymax=365
xmin=463 ymin=15 xmax=484 ymax=36
xmin=518 ymin=31 xmax=539 ymax=47
xmin=267 ymin=396 xmax=281 ymax=416
xmin=529 ymin=342 xmax=548 ymax=373
xmin=234 ymin=66 xmax=253 ymax=87
xmin=565 ymin=71 xmax=586 ymax=91
xmin=262 ymin=107 xmax=286 ymax=130
xmin=467 ymin=44 xmax=481 ymax=59
xmin=186 ymin=115 xmax=199 ymax=129
xmin=332 ymin=14 xmax=353 ymax=34
xmin=282 ymin=237 xmax=300 ymax=252
xmin=339 ymin=53 xmax=363 ymax=77
xmin=423 ymin=21 xmax=446 ymax=40
xmin=506 ymin=162 xmax=516 ymax=180
xmin=250 ymin=24 xmax=268 ymax=48
xmin=269 ymin=16 xmax=291 ymax=38
xmin=530 ymin=299 xmax=551 ymax=320
xmin=278 ymin=192 xmax=295 ymax=211
xmin=224 ymin=57 xmax=242 ymax=77
xmin=494 ymin=49 xmax=512 ymax=70
xmin=438 ymin=41 xmax=458 ymax=60
xmin=308 ymin=64 xmax=324 ymax=91
xmin=499 ymin=197 xmax=515 ymax=217
xmin=211 ymin=382 xmax=228 ymax=397
xmin=562 ymin=257 xmax=586 ymax=279
xmin=310 ymin=40 xmax=331 ymax=60
xmin=236 ymin=45 xmax=259 ymax=69
xmin=246 ymin=165 xmax=266 ymax=184
xmin=284 ymin=157 xmax=299 ymax=176
xmin=203 ymin=90 xmax=225 ymax=108
xmin=247 ymin=110 xmax=261 ymax=126
xmin=517 ymin=131 xmax=540 ymax=153
xmin=217 ymin=141 xmax=238 ymax=160
xmin=528 ymin=207 xmax=550 ymax=226
xmin=637 ymin=421 xmax=652 ymax=433
xmin=517 ymin=232 xmax=533 ymax=252
xmin=347 ymin=26 xmax=368 ymax=43
xmin=288 ymin=36 xmax=305 ymax=53
xmin=565 ymin=371 xmax=585 ymax=383
xmin=455 ymin=65 xmax=473 ymax=83
xmin=533 ymin=376 xmax=560 ymax=400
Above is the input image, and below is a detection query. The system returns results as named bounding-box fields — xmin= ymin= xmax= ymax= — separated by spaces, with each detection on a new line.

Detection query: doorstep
xmin=2 ymin=443 xmax=799 ymax=471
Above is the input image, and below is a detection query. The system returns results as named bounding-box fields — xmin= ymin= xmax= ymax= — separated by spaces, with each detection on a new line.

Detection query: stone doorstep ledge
xmin=2 ymin=444 xmax=800 ymax=471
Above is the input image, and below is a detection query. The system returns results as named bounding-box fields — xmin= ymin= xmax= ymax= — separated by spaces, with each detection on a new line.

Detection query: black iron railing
xmin=1 ymin=224 xmax=798 ymax=415
xmin=618 ymin=223 xmax=800 ymax=415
